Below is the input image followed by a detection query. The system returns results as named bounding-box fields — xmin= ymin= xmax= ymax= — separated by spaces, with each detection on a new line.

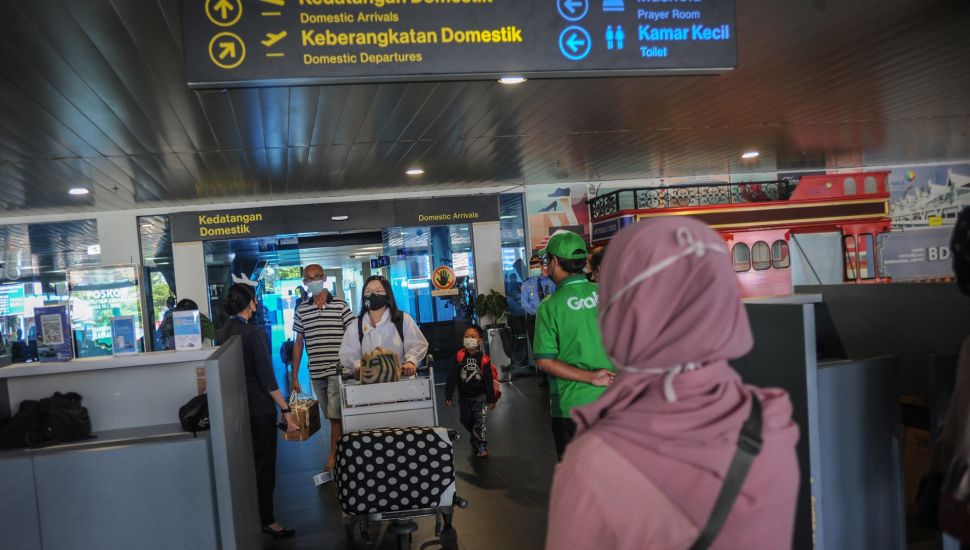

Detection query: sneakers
xmin=476 ymin=448 xmax=489 ymax=458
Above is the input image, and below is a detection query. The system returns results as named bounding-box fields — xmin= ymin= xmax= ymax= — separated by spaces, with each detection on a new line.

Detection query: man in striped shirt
xmin=291 ymin=264 xmax=354 ymax=472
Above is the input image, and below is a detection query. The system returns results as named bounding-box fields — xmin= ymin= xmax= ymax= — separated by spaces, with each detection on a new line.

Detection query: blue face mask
xmin=306 ymin=280 xmax=326 ymax=295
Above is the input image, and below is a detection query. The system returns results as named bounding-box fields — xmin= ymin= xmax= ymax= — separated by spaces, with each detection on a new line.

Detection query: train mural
xmin=589 ymin=171 xmax=892 ymax=298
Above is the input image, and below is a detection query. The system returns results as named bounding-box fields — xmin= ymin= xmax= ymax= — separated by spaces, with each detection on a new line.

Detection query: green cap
xmin=538 ymin=231 xmax=588 ymax=260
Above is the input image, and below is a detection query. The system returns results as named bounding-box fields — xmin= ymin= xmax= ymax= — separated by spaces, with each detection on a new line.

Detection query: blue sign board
xmin=592 ymin=215 xmax=635 ymax=243
xmin=111 ymin=316 xmax=138 ymax=355
xmin=0 ymin=284 xmax=25 ymax=317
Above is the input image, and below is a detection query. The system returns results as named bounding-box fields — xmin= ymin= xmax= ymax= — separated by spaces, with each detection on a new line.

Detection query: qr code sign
xmin=40 ymin=314 xmax=64 ymax=345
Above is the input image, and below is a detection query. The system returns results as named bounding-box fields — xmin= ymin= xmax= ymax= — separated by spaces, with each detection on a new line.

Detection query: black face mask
xmin=364 ymin=294 xmax=388 ymax=311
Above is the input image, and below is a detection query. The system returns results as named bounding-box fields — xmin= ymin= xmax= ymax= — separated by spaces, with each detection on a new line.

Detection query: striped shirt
xmin=292 ymin=294 xmax=354 ymax=379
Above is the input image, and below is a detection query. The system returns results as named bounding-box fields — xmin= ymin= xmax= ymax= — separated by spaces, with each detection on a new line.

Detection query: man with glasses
xmin=291 ymin=264 xmax=354 ymax=472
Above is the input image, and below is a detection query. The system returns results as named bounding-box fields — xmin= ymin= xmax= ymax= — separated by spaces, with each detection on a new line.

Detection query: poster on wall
xmin=526 ymin=183 xmax=592 ymax=252
xmin=887 ymin=162 xmax=970 ymax=228
xmin=35 ymin=305 xmax=72 ymax=362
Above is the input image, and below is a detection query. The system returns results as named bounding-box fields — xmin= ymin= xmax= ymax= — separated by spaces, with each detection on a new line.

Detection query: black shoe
xmin=262 ymin=525 xmax=295 ymax=539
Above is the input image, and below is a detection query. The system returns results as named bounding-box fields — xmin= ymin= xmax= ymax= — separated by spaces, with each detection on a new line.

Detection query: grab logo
xmin=567 ymin=292 xmax=598 ymax=311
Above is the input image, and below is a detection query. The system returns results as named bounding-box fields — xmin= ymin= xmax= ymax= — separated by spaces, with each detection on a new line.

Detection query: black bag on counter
xmin=179 ymin=394 xmax=209 ymax=434
xmin=0 ymin=399 xmax=43 ymax=449
xmin=0 ymin=392 xmax=92 ymax=449
xmin=43 ymin=392 xmax=92 ymax=443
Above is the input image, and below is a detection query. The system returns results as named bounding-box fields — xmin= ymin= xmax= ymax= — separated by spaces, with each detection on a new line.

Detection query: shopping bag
xmin=282 ymin=391 xmax=320 ymax=442
xmin=360 ymin=346 xmax=401 ymax=384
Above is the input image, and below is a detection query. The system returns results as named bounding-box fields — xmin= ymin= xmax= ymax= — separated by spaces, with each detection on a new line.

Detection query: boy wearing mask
xmin=445 ymin=325 xmax=497 ymax=458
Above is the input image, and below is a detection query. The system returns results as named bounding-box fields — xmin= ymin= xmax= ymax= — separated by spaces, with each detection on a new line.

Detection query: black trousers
xmin=458 ymin=395 xmax=488 ymax=451
xmin=250 ymin=414 xmax=278 ymax=526
xmin=551 ymin=417 xmax=577 ymax=461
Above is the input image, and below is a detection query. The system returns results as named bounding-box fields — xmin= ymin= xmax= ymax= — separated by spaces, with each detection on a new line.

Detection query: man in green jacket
xmin=533 ymin=231 xmax=615 ymax=460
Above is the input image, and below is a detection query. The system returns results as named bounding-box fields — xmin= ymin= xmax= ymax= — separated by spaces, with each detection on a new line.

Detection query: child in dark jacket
xmin=445 ymin=325 xmax=497 ymax=458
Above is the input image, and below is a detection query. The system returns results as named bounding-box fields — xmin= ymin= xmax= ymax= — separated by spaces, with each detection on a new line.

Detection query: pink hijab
xmin=573 ymin=217 xmax=799 ymax=532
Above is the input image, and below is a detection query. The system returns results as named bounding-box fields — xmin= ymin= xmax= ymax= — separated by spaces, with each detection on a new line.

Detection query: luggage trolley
xmin=336 ymin=367 xmax=468 ymax=549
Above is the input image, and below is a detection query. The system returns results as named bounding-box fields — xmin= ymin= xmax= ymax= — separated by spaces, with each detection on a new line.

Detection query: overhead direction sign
xmin=180 ymin=0 xmax=737 ymax=88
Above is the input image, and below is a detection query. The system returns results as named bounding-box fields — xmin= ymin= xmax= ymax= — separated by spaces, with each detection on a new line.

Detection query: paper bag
xmin=360 ymin=346 xmax=401 ymax=384
xmin=282 ymin=392 xmax=321 ymax=442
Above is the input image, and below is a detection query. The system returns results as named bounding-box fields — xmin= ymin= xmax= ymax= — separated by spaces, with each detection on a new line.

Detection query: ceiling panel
xmin=0 ymin=0 xmax=967 ymax=216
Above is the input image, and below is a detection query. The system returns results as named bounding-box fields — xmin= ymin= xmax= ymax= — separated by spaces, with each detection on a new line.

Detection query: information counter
xmin=733 ymin=294 xmax=905 ymax=550
xmin=0 ymin=339 xmax=261 ymax=550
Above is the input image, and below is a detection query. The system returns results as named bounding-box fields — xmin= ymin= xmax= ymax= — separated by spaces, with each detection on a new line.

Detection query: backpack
xmin=0 ymin=392 xmax=92 ymax=449
xmin=280 ymin=339 xmax=295 ymax=366
xmin=0 ymin=399 xmax=43 ymax=449
xmin=457 ymin=349 xmax=501 ymax=401
xmin=358 ymin=314 xmax=405 ymax=346
xmin=179 ymin=394 xmax=210 ymax=434
xmin=42 ymin=392 xmax=92 ymax=443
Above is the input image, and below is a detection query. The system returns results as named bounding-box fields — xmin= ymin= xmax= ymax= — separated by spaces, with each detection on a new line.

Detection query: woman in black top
xmin=218 ymin=284 xmax=298 ymax=539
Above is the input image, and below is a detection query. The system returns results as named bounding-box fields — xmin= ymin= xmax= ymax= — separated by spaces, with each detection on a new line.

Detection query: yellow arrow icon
xmin=208 ymin=32 xmax=246 ymax=69
xmin=213 ymin=0 xmax=233 ymax=19
xmin=218 ymin=41 xmax=236 ymax=60
xmin=261 ymin=31 xmax=287 ymax=47
xmin=205 ymin=0 xmax=242 ymax=27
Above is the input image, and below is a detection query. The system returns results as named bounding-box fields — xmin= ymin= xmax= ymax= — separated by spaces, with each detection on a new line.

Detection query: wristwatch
xmin=281 ymin=408 xmax=292 ymax=414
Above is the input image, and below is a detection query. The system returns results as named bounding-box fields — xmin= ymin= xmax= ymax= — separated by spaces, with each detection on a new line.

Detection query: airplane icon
xmin=261 ymin=31 xmax=287 ymax=47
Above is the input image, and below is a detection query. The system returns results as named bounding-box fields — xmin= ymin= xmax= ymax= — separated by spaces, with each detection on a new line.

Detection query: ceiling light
xmin=406 ymin=168 xmax=425 ymax=176
xmin=69 ymin=188 xmax=90 ymax=195
xmin=741 ymin=151 xmax=760 ymax=159
xmin=331 ymin=215 xmax=349 ymax=221
xmin=499 ymin=76 xmax=527 ymax=85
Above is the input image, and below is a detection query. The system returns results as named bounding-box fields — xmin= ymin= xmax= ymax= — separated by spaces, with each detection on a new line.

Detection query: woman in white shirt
xmin=340 ymin=275 xmax=429 ymax=377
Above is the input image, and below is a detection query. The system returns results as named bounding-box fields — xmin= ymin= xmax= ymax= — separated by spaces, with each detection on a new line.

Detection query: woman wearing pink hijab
xmin=545 ymin=217 xmax=800 ymax=550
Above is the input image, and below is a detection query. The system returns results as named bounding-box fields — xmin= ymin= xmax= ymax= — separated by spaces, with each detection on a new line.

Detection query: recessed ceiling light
xmin=331 ymin=215 xmax=349 ymax=221
xmin=741 ymin=151 xmax=760 ymax=159
xmin=499 ymin=76 xmax=527 ymax=85
xmin=406 ymin=168 xmax=425 ymax=176
xmin=69 ymin=187 xmax=90 ymax=195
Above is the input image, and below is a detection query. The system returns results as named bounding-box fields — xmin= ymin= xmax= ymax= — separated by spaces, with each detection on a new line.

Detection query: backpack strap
xmin=688 ymin=395 xmax=763 ymax=550
xmin=393 ymin=314 xmax=405 ymax=342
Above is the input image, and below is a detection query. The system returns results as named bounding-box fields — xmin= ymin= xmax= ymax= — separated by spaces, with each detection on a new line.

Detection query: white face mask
xmin=463 ymin=338 xmax=480 ymax=350
xmin=306 ymin=280 xmax=326 ymax=295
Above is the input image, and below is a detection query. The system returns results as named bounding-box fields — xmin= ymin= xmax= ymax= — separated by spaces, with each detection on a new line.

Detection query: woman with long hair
xmin=218 ymin=284 xmax=299 ymax=539
xmin=339 ymin=275 xmax=429 ymax=378
xmin=546 ymin=217 xmax=800 ymax=549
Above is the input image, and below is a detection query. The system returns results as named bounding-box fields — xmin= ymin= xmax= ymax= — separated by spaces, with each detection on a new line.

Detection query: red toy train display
xmin=589 ymin=171 xmax=892 ymax=298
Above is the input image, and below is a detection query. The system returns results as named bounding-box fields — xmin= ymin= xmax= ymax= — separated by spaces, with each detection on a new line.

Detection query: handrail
xmin=589 ymin=178 xmax=798 ymax=220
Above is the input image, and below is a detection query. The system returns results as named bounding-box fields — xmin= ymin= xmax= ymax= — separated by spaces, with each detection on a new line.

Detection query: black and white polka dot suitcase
xmin=334 ymin=426 xmax=457 ymax=517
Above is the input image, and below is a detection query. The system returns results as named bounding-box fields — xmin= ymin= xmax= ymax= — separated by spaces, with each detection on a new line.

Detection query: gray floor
xmin=268 ymin=375 xmax=554 ymax=550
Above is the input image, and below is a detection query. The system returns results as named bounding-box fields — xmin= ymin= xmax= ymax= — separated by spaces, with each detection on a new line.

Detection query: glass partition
xmin=67 ymin=265 xmax=144 ymax=357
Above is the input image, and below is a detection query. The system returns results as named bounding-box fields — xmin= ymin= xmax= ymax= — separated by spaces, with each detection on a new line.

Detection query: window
xmin=843 ymin=235 xmax=858 ymax=280
xmin=843 ymin=177 xmax=857 ymax=195
xmin=752 ymin=241 xmax=771 ymax=271
xmin=859 ymin=234 xmax=876 ymax=280
xmin=771 ymin=240 xmax=790 ymax=269
xmin=864 ymin=176 xmax=878 ymax=194
xmin=732 ymin=243 xmax=751 ymax=272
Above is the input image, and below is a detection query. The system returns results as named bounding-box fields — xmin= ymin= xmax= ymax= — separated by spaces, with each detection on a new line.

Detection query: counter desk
xmin=0 ymin=338 xmax=261 ymax=550
xmin=733 ymin=294 xmax=905 ymax=550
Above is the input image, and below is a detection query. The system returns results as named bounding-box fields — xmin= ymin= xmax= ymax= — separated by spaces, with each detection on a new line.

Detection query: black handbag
xmin=179 ymin=394 xmax=210 ymax=434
